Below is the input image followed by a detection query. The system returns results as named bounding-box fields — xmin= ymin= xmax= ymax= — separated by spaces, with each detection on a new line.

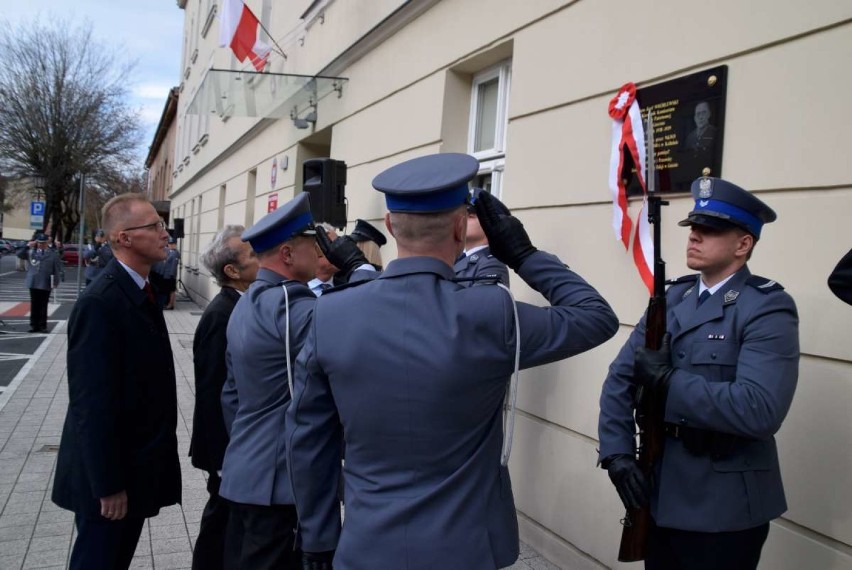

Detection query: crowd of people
xmin=43 ymin=152 xmax=851 ymax=570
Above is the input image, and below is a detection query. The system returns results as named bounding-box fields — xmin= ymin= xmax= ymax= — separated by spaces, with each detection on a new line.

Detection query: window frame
xmin=467 ymin=60 xmax=511 ymax=162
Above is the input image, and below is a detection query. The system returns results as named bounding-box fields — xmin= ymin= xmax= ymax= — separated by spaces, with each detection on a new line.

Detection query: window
xmin=468 ymin=60 xmax=511 ymax=197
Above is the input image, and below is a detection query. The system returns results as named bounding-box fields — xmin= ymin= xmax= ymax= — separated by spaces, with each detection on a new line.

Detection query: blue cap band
xmin=692 ymin=198 xmax=764 ymax=238
xmin=246 ymin=211 xmax=313 ymax=252
xmin=384 ymin=183 xmax=470 ymax=213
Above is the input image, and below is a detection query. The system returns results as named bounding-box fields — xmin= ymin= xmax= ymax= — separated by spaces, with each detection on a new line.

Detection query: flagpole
xmin=243 ymin=3 xmax=288 ymax=61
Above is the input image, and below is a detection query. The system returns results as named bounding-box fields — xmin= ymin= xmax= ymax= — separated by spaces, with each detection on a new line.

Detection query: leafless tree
xmin=0 ymin=18 xmax=145 ymax=242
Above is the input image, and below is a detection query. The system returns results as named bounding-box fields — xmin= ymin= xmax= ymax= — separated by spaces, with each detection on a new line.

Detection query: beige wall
xmin=169 ymin=1 xmax=852 ymax=567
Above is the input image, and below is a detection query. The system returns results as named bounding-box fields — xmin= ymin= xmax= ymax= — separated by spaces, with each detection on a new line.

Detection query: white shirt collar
xmin=117 ymin=260 xmax=147 ymax=289
xmin=699 ymin=272 xmax=736 ymax=297
xmin=464 ymin=244 xmax=488 ymax=257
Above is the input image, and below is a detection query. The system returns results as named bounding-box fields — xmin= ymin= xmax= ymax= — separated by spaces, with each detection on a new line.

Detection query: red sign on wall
xmin=268 ymin=193 xmax=278 ymax=213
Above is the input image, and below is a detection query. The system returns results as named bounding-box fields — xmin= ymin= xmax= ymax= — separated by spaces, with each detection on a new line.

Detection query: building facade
xmin=145 ymin=87 xmax=180 ymax=205
xmin=167 ymin=1 xmax=852 ymax=568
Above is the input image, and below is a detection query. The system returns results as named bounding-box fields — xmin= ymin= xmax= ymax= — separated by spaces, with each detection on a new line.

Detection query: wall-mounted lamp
xmin=291 ymin=106 xmax=317 ymax=130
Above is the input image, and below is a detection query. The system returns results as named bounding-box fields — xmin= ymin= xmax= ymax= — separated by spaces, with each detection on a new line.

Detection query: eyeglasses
xmin=123 ymin=219 xmax=167 ymax=232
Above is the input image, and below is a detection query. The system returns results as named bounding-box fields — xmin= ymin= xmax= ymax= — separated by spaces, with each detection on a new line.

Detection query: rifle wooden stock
xmin=618 ymin=192 xmax=668 ymax=562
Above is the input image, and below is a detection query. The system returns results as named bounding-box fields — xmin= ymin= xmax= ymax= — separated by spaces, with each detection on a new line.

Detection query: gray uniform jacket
xmin=219 ymin=268 xmax=316 ymax=506
xmin=287 ymin=252 xmax=618 ymax=569
xmin=25 ymin=248 xmax=62 ymax=290
xmin=598 ymin=266 xmax=799 ymax=532
xmin=453 ymin=245 xmax=509 ymax=286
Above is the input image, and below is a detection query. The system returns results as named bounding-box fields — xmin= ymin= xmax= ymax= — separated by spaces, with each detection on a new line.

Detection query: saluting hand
xmin=316 ymin=226 xmax=369 ymax=282
xmin=473 ymin=192 xmax=537 ymax=271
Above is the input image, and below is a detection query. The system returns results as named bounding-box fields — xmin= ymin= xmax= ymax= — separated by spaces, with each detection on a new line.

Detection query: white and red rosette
xmin=607 ymin=83 xmax=647 ymax=249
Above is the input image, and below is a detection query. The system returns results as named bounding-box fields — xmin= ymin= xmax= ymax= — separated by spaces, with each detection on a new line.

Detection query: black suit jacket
xmin=52 ymin=259 xmax=181 ymax=518
xmin=829 ymin=247 xmax=852 ymax=306
xmin=190 ymin=286 xmax=240 ymax=472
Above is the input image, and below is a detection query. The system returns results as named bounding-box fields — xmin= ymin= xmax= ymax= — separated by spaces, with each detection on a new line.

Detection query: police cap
xmin=241 ymin=192 xmax=315 ymax=253
xmin=373 ymin=153 xmax=479 ymax=213
xmin=95 ymin=229 xmax=105 ymax=238
xmin=34 ymin=233 xmax=49 ymax=242
xmin=349 ymin=219 xmax=387 ymax=247
xmin=678 ymin=177 xmax=776 ymax=239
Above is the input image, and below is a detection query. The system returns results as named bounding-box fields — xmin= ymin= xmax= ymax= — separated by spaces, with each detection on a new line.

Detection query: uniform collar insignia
xmin=723 ymin=289 xmax=740 ymax=303
xmin=469 ymin=254 xmax=479 ymax=262
xmin=682 ymin=285 xmax=695 ymax=299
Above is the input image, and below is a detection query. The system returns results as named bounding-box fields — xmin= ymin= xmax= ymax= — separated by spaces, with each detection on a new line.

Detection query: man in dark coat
xmin=828 ymin=247 xmax=852 ymax=305
xmin=190 ymin=225 xmax=258 ymax=570
xmin=52 ymin=193 xmax=181 ymax=570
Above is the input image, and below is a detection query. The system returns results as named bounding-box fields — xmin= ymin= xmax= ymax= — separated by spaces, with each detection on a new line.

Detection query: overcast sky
xmin=0 ymin=1 xmax=185 ymax=167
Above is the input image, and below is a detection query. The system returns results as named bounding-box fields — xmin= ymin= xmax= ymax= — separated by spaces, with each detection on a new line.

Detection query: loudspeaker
xmin=172 ymin=218 xmax=185 ymax=239
xmin=302 ymin=158 xmax=347 ymax=229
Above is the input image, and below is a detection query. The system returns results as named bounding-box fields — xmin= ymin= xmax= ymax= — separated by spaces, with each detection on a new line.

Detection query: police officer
xmin=287 ymin=153 xmax=619 ymax=570
xmin=598 ymin=177 xmax=800 ymax=569
xmin=828 ymin=247 xmax=852 ymax=305
xmin=349 ymin=218 xmax=387 ymax=271
xmin=219 ymin=193 xmax=368 ymax=570
xmin=454 ymin=187 xmax=510 ymax=286
xmin=26 ymin=233 xmax=63 ymax=333
xmin=83 ymin=229 xmax=109 ymax=285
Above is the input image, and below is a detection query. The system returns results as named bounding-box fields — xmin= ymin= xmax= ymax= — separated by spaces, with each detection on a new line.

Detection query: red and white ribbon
xmin=608 ymin=83 xmax=654 ymax=293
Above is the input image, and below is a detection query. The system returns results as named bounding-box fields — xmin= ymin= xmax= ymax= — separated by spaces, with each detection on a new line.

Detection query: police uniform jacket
xmin=287 ymin=251 xmax=618 ymax=569
xmin=161 ymin=249 xmax=180 ymax=280
xmin=190 ymin=286 xmax=241 ymax=472
xmin=83 ymin=243 xmax=110 ymax=281
xmin=453 ymin=245 xmax=509 ymax=286
xmin=52 ymin=259 xmax=181 ymax=517
xmin=598 ymin=266 xmax=799 ymax=532
xmin=219 ymin=268 xmax=315 ymax=506
xmin=25 ymin=248 xmax=62 ymax=290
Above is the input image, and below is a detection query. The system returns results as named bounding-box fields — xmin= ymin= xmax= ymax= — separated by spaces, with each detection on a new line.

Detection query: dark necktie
xmin=319 ymin=282 xmax=332 ymax=292
xmin=697 ymin=290 xmax=711 ymax=306
xmin=143 ymin=281 xmax=156 ymax=306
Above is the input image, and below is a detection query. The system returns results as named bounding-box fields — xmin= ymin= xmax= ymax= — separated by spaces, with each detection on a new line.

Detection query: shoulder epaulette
xmin=322 ymin=278 xmax=371 ymax=294
xmin=452 ymin=274 xmax=502 ymax=285
xmin=665 ymin=274 xmax=699 ymax=286
xmin=746 ymin=275 xmax=784 ymax=293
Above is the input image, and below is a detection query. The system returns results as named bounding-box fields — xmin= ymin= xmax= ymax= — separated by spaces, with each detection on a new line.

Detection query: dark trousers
xmin=29 ymin=288 xmax=50 ymax=330
xmin=70 ymin=513 xmax=145 ymax=570
xmin=192 ymin=473 xmax=241 ymax=570
xmin=228 ymin=501 xmax=301 ymax=570
xmin=646 ymin=518 xmax=770 ymax=570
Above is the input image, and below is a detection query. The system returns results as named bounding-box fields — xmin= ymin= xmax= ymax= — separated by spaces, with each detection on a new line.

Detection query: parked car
xmin=61 ymin=244 xmax=80 ymax=265
xmin=0 ymin=239 xmax=15 ymax=255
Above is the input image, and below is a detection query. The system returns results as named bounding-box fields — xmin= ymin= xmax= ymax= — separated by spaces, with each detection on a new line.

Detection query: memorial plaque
xmin=625 ymin=65 xmax=728 ymax=194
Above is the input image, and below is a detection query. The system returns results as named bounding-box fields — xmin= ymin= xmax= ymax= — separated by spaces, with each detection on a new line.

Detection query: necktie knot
xmin=319 ymin=282 xmax=332 ymax=291
xmin=698 ymin=290 xmax=712 ymax=306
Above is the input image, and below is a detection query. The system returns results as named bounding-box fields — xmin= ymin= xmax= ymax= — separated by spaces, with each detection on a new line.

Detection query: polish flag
xmin=219 ymin=0 xmax=271 ymax=72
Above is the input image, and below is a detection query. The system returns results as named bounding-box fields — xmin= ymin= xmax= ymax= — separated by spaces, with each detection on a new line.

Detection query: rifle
xmin=618 ymin=110 xmax=669 ymax=562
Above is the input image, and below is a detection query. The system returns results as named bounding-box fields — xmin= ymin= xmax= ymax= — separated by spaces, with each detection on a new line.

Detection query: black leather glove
xmin=634 ymin=332 xmax=674 ymax=399
xmin=473 ymin=192 xmax=537 ymax=271
xmin=302 ymin=550 xmax=335 ymax=570
xmin=316 ymin=226 xmax=369 ymax=282
xmin=605 ymin=454 xmax=650 ymax=510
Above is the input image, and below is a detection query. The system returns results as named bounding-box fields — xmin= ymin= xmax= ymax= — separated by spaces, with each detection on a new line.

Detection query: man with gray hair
xmin=190 ymin=225 xmax=258 ymax=570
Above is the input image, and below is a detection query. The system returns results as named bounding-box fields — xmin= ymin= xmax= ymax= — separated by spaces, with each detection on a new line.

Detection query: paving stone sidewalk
xmin=0 ymin=297 xmax=559 ymax=569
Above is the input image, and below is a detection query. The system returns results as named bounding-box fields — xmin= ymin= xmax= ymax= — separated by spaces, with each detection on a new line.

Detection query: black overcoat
xmin=52 ymin=259 xmax=181 ymax=518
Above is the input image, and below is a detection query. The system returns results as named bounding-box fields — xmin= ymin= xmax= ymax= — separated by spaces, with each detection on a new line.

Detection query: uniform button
xmin=678 ymin=351 xmax=686 ymax=359
xmin=744 ymin=460 xmax=751 ymax=467
xmin=711 ymin=353 xmax=717 ymax=359
xmin=679 ymin=419 xmax=687 ymax=425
